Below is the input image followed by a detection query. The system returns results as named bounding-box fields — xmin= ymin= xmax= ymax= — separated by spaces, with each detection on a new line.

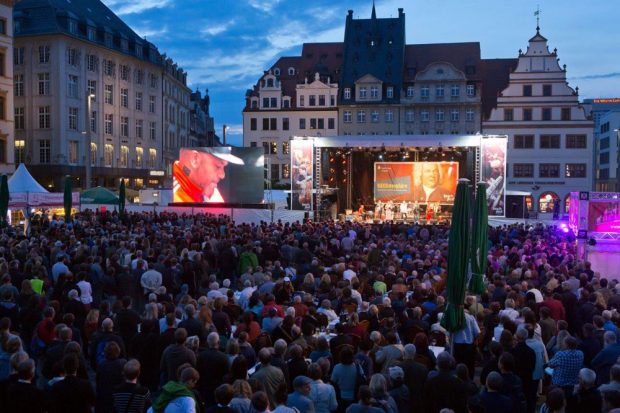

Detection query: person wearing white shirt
xmin=317 ymin=300 xmax=338 ymax=322
xmin=343 ymin=266 xmax=356 ymax=282
xmin=140 ymin=264 xmax=162 ymax=295
xmin=238 ymin=281 xmax=256 ymax=310
xmin=76 ymin=273 xmax=93 ymax=307
xmin=131 ymin=250 xmax=145 ymax=270
xmin=499 ymin=298 xmax=519 ymax=322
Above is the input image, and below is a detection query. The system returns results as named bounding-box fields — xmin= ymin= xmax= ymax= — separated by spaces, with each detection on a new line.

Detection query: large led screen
xmin=374 ymin=162 xmax=458 ymax=204
xmin=173 ymin=147 xmax=264 ymax=203
xmin=481 ymin=137 xmax=508 ymax=217
xmin=588 ymin=201 xmax=620 ymax=233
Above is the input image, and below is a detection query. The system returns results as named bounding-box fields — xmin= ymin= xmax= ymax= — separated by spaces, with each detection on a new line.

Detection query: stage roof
xmin=308 ymin=134 xmax=500 ymax=148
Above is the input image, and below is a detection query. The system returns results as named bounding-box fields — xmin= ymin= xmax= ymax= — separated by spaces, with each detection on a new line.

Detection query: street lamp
xmin=85 ymin=93 xmax=96 ymax=189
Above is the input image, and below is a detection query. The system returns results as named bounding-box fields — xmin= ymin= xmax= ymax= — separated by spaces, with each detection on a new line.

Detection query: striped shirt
xmin=112 ymin=382 xmax=151 ymax=413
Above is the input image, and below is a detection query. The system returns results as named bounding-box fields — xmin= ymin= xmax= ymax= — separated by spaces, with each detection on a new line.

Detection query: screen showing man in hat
xmin=173 ymin=147 xmax=244 ymax=203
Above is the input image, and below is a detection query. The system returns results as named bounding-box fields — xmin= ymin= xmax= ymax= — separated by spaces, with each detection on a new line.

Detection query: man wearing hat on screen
xmin=173 ymin=147 xmax=244 ymax=203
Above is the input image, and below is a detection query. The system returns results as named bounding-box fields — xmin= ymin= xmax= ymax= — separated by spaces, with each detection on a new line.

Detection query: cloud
xmin=133 ymin=24 xmax=169 ymax=39
xmin=570 ymin=72 xmax=620 ymax=80
xmin=201 ymin=19 xmax=236 ymax=37
xmin=248 ymin=0 xmax=282 ymax=13
xmin=102 ymin=0 xmax=171 ymax=15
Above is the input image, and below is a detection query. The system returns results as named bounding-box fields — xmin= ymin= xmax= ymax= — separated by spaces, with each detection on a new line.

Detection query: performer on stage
xmin=400 ymin=201 xmax=408 ymax=220
xmin=386 ymin=200 xmax=394 ymax=221
xmin=426 ymin=204 xmax=433 ymax=222
xmin=412 ymin=201 xmax=420 ymax=223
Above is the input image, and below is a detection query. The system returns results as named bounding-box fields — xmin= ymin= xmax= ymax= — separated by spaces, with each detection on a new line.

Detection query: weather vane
xmin=534 ymin=5 xmax=541 ymax=30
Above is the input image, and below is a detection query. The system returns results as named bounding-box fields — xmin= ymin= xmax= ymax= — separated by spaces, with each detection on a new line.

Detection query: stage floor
xmin=587 ymin=242 xmax=620 ymax=280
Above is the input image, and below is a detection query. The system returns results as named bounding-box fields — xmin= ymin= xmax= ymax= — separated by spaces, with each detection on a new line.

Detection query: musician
xmin=358 ymin=204 xmax=365 ymax=216
xmin=412 ymin=201 xmax=420 ymax=222
xmin=426 ymin=204 xmax=434 ymax=222
xmin=400 ymin=201 xmax=408 ymax=220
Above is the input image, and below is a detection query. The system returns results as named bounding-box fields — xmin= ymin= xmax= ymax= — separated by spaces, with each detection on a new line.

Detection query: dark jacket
xmin=197 ymin=348 xmax=229 ymax=406
xmin=476 ymin=390 xmax=515 ymax=413
xmin=423 ymin=371 xmax=467 ymax=413
xmin=6 ymin=381 xmax=47 ymax=413
xmin=50 ymin=375 xmax=96 ymax=413
xmin=592 ymin=343 xmax=620 ymax=386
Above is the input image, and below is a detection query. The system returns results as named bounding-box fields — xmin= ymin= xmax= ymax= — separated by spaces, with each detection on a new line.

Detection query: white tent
xmin=8 ymin=164 xmax=48 ymax=193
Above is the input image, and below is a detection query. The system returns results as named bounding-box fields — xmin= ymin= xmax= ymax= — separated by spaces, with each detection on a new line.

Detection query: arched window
xmin=564 ymin=193 xmax=571 ymax=215
xmin=539 ymin=192 xmax=559 ymax=213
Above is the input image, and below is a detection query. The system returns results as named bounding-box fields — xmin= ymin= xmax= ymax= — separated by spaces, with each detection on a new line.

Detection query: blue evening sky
xmin=102 ymin=0 xmax=620 ymax=146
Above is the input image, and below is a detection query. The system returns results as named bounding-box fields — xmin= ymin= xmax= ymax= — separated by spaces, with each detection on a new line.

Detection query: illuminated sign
xmin=593 ymin=99 xmax=620 ymax=103
xmin=149 ymin=170 xmax=165 ymax=176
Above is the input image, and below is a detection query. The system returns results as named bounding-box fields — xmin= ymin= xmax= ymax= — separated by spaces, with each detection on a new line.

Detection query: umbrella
xmin=441 ymin=178 xmax=472 ymax=333
xmin=64 ymin=175 xmax=72 ymax=223
xmin=0 ymin=175 xmax=8 ymax=226
xmin=469 ymin=182 xmax=489 ymax=294
xmin=119 ymin=179 xmax=126 ymax=216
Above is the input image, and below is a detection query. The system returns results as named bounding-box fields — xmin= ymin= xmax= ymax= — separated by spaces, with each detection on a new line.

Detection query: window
xmin=319 ymin=95 xmax=326 ymax=106
xmin=90 ymin=143 xmax=97 ymax=166
xmin=601 ymin=137 xmax=610 ymax=149
xmin=566 ymin=134 xmax=586 ymax=149
xmin=310 ymin=118 xmax=317 ymax=129
xmin=328 ymin=118 xmax=335 ymax=129
xmin=513 ymin=163 xmax=534 ymax=177
xmin=38 ymin=73 xmax=50 ymax=95
xmin=14 ymin=107 xmax=24 ymax=130
xmin=68 ymin=19 xmax=78 ymax=34
xmin=262 ymin=142 xmax=269 ymax=155
xmin=298 ymin=95 xmax=305 ymax=107
xmin=344 ymin=88 xmax=351 ymax=99
xmin=14 ymin=74 xmax=24 ymax=97
xmin=14 ymin=140 xmax=25 ymax=164
xmin=299 ymin=118 xmax=306 ymax=129
xmin=38 ymin=46 xmax=50 ymax=63
xmin=121 ymin=116 xmax=129 ymax=137
xmin=288 ymin=67 xmax=295 ymax=76
xmin=600 ymin=152 xmax=610 ymax=164
xmin=543 ymin=84 xmax=552 ymax=96
xmin=270 ymin=141 xmax=278 ymax=154
xmin=120 ymin=65 xmax=130 ymax=81
xmin=523 ymin=85 xmax=532 ymax=96
xmin=406 ymin=86 xmax=414 ymax=98
xmin=357 ymin=110 xmax=366 ymax=123
xmin=87 ymin=54 xmax=98 ymax=72
xmin=370 ymin=87 xmax=378 ymax=99
xmin=466 ymin=109 xmax=475 ymax=122
xmin=283 ymin=117 xmax=289 ymax=131
xmin=13 ymin=47 xmax=24 ymax=65
xmin=134 ymin=92 xmax=143 ymax=111
xmin=121 ymin=88 xmax=128 ymax=108
xmin=90 ymin=111 xmax=97 ymax=132
xmin=270 ymin=97 xmax=277 ymax=108
xmin=514 ymin=135 xmax=534 ymax=149
xmin=68 ymin=107 xmax=78 ymax=130
xmin=149 ymin=96 xmax=156 ymax=113
xmin=343 ymin=111 xmax=352 ymax=123
xmin=435 ymin=110 xmax=444 ymax=122
xmin=262 ymin=118 xmax=269 ymax=130
xmin=149 ymin=122 xmax=156 ymax=140
xmin=103 ymin=59 xmax=115 ymax=77
xmin=39 ymin=139 xmax=50 ymax=163
xmin=451 ymin=85 xmax=460 ymax=97
xmin=68 ymin=141 xmax=78 ymax=164
xmin=405 ymin=110 xmax=414 ymax=122
xmin=68 ymin=75 xmax=78 ymax=98
xmin=371 ymin=111 xmax=379 ymax=123
xmin=270 ymin=118 xmax=277 ymax=130
xmin=87 ymin=27 xmax=97 ymax=41
xmin=421 ymin=110 xmax=429 ymax=122
xmin=120 ymin=146 xmax=129 ymax=168
xmin=0 ymin=97 xmax=4 ymax=120
xmin=38 ymin=106 xmax=50 ymax=128
xmin=565 ymin=163 xmax=586 ymax=178
xmin=104 ymin=84 xmax=113 ymax=104
xmin=421 ymin=86 xmax=429 ymax=98
xmin=561 ymin=107 xmax=571 ymax=121
xmin=504 ymin=108 xmax=513 ymax=121
xmin=385 ymin=110 xmax=394 ymax=123
xmin=67 ymin=47 xmax=78 ymax=66
xmin=136 ymin=119 xmax=143 ymax=139
xmin=134 ymin=69 xmax=144 ymax=85
xmin=87 ymin=80 xmax=96 ymax=99
xmin=600 ymin=169 xmax=609 ymax=179
xmin=273 ymin=68 xmax=280 ymax=76
xmin=539 ymin=192 xmax=559 ymax=213
xmin=148 ymin=149 xmax=157 ymax=168
xmin=104 ymin=144 xmax=113 ymax=167
xmin=250 ymin=118 xmax=257 ymax=131
xmin=542 ymin=108 xmax=552 ymax=121
xmin=386 ymin=87 xmax=393 ymax=98
xmin=149 ymin=73 xmax=157 ymax=88
xmin=309 ymin=95 xmax=316 ymax=106
xmin=282 ymin=164 xmax=290 ymax=179
xmin=135 ymin=147 xmax=143 ymax=168
xmin=359 ymin=87 xmax=367 ymax=99
xmin=282 ymin=141 xmax=290 ymax=155
xmin=523 ymin=108 xmax=532 ymax=121
xmin=104 ymin=114 xmax=113 ymax=135
xmin=540 ymin=134 xmax=560 ymax=149
xmin=436 ymin=85 xmax=444 ymax=98
xmin=466 ymin=84 xmax=475 ymax=96
xmin=451 ymin=110 xmax=459 ymax=122
xmin=539 ymin=163 xmax=560 ymax=178
xmin=283 ymin=99 xmax=290 ymax=108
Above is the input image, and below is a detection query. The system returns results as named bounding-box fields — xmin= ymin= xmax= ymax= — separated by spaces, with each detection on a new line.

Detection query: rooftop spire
xmin=371 ymin=0 xmax=376 ymax=19
xmin=534 ymin=4 xmax=541 ymax=32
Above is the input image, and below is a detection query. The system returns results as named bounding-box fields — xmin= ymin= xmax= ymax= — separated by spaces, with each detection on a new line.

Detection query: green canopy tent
xmin=469 ymin=182 xmax=489 ymax=294
xmin=441 ymin=178 xmax=472 ymax=335
xmin=119 ymin=179 xmax=126 ymax=216
xmin=0 ymin=175 xmax=8 ymax=227
xmin=64 ymin=176 xmax=72 ymax=223
xmin=80 ymin=186 xmax=119 ymax=205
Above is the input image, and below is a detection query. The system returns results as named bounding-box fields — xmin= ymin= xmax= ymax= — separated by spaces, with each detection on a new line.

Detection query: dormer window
xmin=288 ymin=67 xmax=295 ymax=76
xmin=266 ymin=78 xmax=274 ymax=88
xmin=273 ymin=68 xmax=280 ymax=76
xmin=87 ymin=27 xmax=96 ymax=41
xmin=344 ymin=88 xmax=351 ymax=100
xmin=121 ymin=39 xmax=128 ymax=51
xmin=359 ymin=87 xmax=367 ymax=99
xmin=370 ymin=86 xmax=378 ymax=99
xmin=136 ymin=45 xmax=143 ymax=58
xmin=104 ymin=33 xmax=113 ymax=47
xmin=68 ymin=19 xmax=78 ymax=35
xmin=386 ymin=87 xmax=394 ymax=98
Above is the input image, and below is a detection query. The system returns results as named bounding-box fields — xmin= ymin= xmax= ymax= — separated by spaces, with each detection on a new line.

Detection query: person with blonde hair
xmin=230 ymin=379 xmax=253 ymax=413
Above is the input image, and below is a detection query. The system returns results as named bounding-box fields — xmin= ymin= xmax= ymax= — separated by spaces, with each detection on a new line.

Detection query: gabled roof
xmin=479 ymin=58 xmax=518 ymax=120
xmin=404 ymin=42 xmax=481 ymax=82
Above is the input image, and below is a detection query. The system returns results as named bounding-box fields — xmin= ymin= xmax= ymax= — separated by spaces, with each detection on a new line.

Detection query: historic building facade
xmin=0 ymin=0 xmax=13 ymax=174
xmin=483 ymin=28 xmax=593 ymax=217
xmin=189 ymin=89 xmax=216 ymax=148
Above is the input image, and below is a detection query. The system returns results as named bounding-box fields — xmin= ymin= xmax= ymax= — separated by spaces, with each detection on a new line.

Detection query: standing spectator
xmin=252 ymin=348 xmax=286 ymax=409
xmin=50 ymin=355 xmax=96 ymax=413
xmin=592 ymin=331 xmax=620 ymax=386
xmin=205 ymin=384 xmax=237 ymax=413
xmin=308 ymin=363 xmax=338 ymax=413
xmin=397 ymin=343 xmax=427 ymax=412
xmin=96 ymin=342 xmax=127 ymax=413
xmin=287 ymin=375 xmax=316 ymax=413
xmin=230 ymin=380 xmax=252 ymax=413
xmin=422 ymin=352 xmax=467 ymax=413
xmin=115 ymin=296 xmax=141 ymax=346
xmin=112 ymin=359 xmax=152 ymax=413
xmin=6 ymin=359 xmax=46 ymax=413
xmin=161 ymin=328 xmax=196 ymax=384
xmin=548 ymin=336 xmax=584 ymax=398
xmin=345 ymin=386 xmax=384 ymax=413
xmin=510 ymin=328 xmax=536 ymax=413
xmin=89 ymin=318 xmax=126 ymax=369
xmin=473 ymin=372 xmax=514 ymax=413
xmin=149 ymin=367 xmax=200 ymax=413
xmin=198 ymin=332 xmax=230 ymax=407
xmin=567 ymin=368 xmax=602 ymax=413
xmin=451 ymin=310 xmax=480 ymax=376
xmin=331 ymin=346 xmax=360 ymax=412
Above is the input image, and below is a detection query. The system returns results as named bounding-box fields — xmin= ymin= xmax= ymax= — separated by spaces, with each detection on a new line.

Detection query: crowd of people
xmin=0 ymin=210 xmax=619 ymax=413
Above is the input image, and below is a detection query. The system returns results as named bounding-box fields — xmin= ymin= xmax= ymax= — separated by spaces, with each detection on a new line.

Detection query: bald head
xmin=102 ymin=318 xmax=114 ymax=332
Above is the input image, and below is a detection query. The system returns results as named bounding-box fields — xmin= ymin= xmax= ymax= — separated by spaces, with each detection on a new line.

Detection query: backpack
xmin=371 ymin=398 xmax=395 ymax=413
xmin=95 ymin=338 xmax=110 ymax=365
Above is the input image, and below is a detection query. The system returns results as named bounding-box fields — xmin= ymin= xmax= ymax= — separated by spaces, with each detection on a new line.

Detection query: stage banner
xmin=374 ymin=162 xmax=458 ymax=203
xmin=481 ymin=137 xmax=507 ymax=217
xmin=290 ymin=140 xmax=314 ymax=211
xmin=588 ymin=201 xmax=620 ymax=232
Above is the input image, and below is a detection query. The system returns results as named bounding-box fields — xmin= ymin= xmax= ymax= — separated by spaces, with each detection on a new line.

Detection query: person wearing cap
xmin=173 ymin=147 xmax=244 ymax=203
xmin=287 ymin=375 xmax=315 ymax=413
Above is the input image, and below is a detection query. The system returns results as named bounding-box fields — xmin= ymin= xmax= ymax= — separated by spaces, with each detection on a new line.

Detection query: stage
xmin=587 ymin=242 xmax=620 ymax=280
